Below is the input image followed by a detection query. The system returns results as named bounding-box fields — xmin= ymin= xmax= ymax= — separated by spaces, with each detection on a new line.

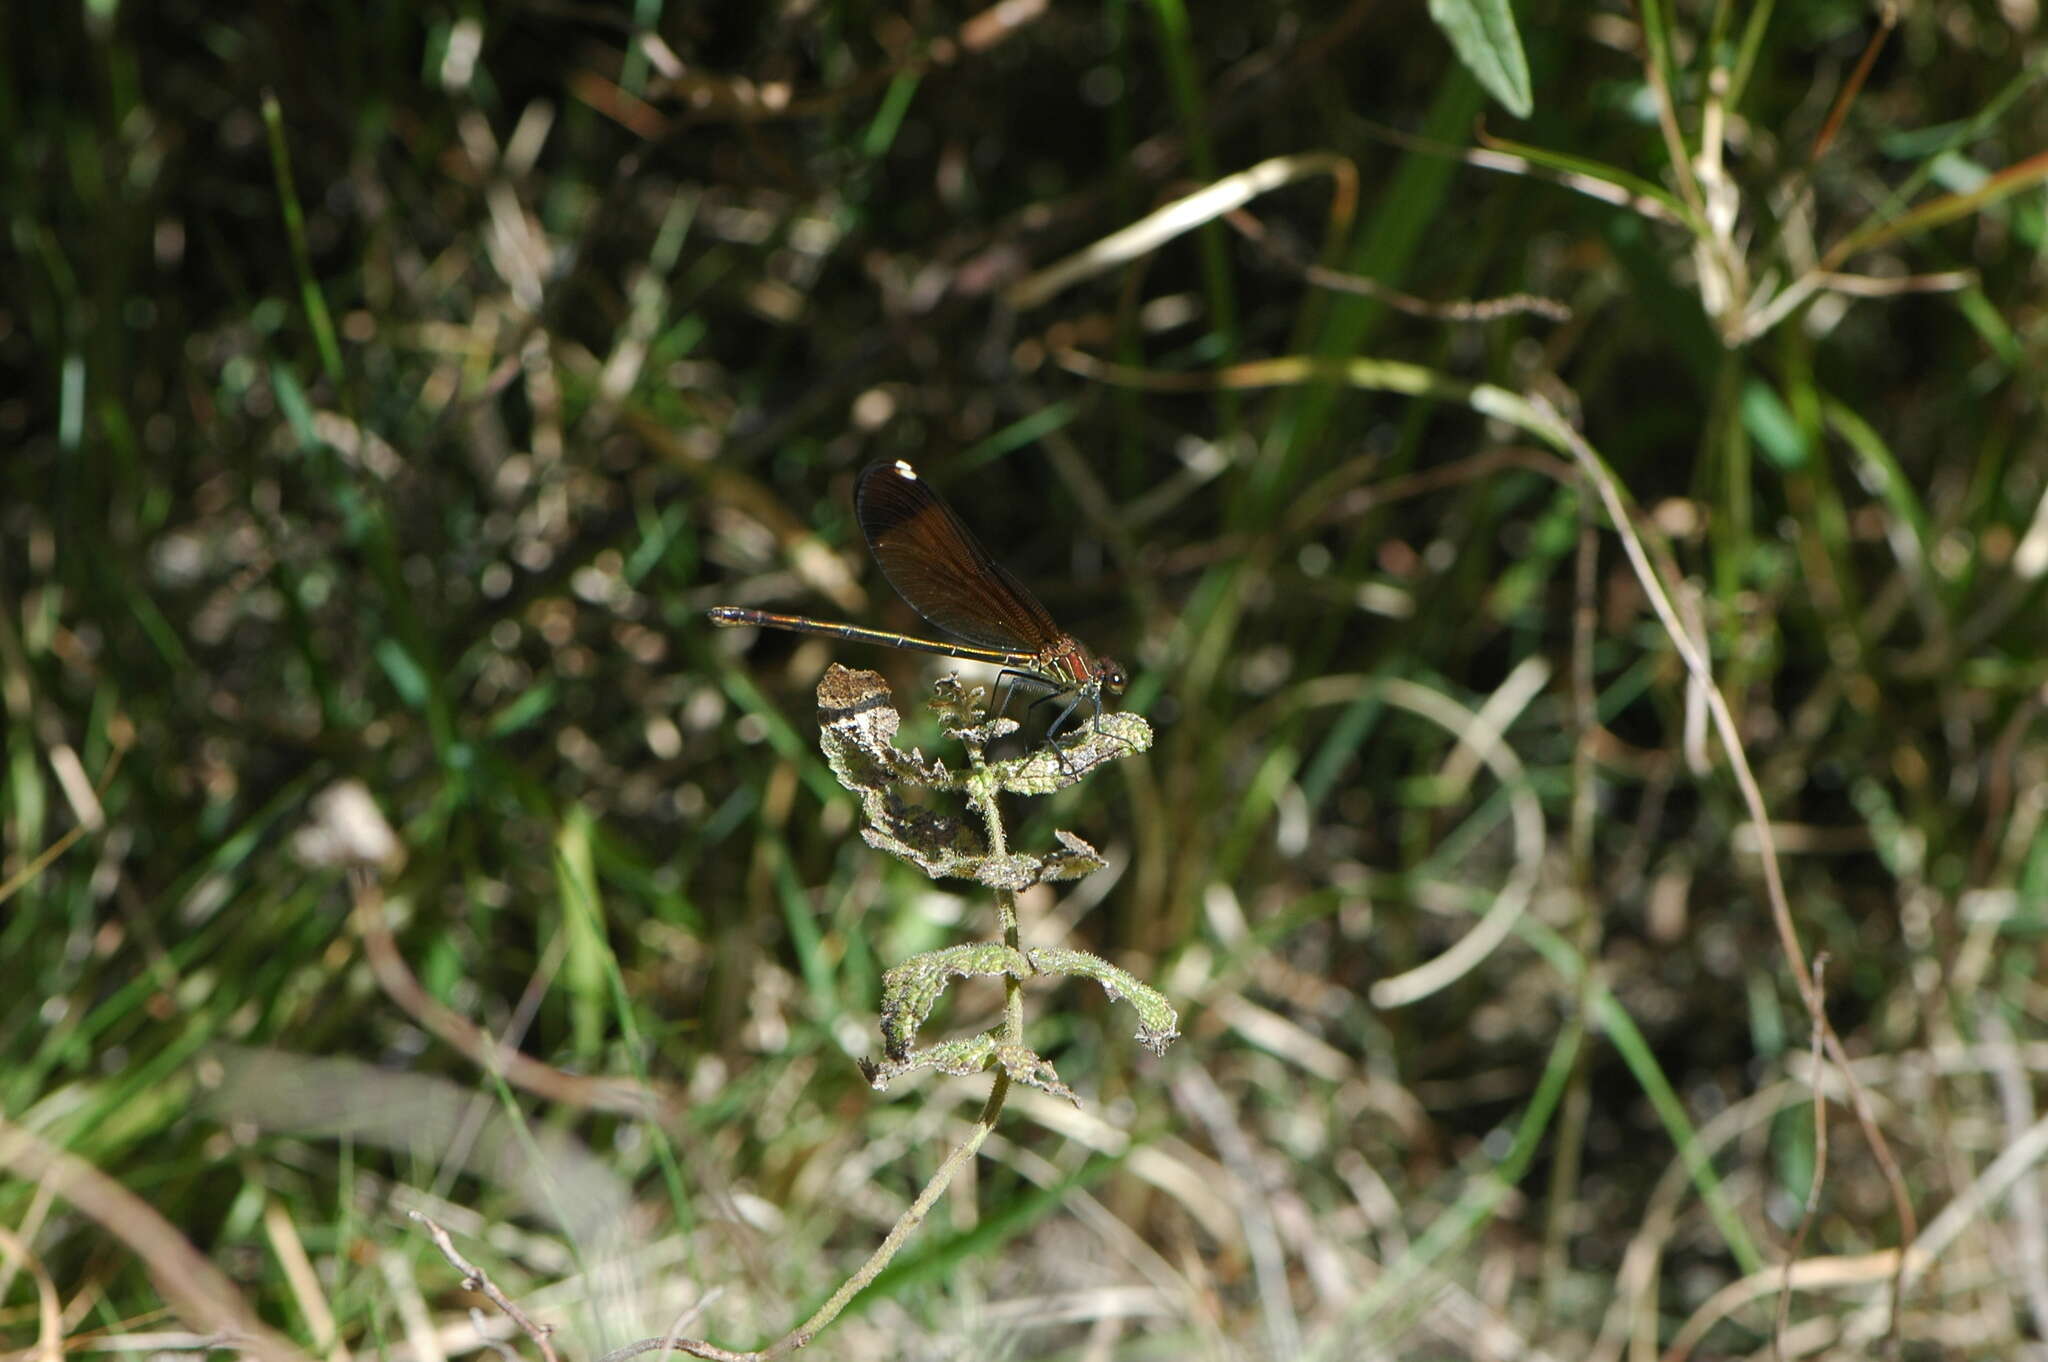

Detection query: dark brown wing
xmin=854 ymin=460 xmax=1063 ymax=652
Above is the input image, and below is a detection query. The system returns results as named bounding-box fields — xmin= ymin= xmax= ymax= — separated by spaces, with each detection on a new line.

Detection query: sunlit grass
xmin=4 ymin=4 xmax=2047 ymax=1360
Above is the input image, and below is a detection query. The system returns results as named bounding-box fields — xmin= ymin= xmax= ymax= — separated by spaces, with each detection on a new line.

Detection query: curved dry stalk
xmin=1004 ymin=151 xmax=1355 ymax=310
xmin=353 ymin=873 xmax=683 ymax=1123
xmin=0 ymin=1223 xmax=62 ymax=1362
xmin=0 ymin=1118 xmax=313 ymax=1362
xmin=1362 ymin=675 xmax=1548 ymax=1010
xmin=1062 ymin=344 xmax=1920 ymax=1339
xmin=1529 ymin=400 xmax=1919 ymax=1338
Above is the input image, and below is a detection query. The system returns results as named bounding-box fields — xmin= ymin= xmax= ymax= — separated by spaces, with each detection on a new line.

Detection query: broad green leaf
xmin=1741 ymin=377 xmax=1807 ymax=471
xmin=1429 ymin=0 xmax=1532 ymax=118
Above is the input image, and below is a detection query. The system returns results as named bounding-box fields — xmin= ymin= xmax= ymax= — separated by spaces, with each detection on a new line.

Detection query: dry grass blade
xmin=14 ymin=8 xmax=2045 ymax=1359
xmin=0 ymin=1120 xmax=313 ymax=1362
xmin=0 ymin=1224 xmax=63 ymax=1362
xmin=1005 ymin=152 xmax=1355 ymax=309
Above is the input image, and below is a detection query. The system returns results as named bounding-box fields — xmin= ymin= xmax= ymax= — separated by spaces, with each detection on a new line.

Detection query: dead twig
xmin=407 ymin=1212 xmax=559 ymax=1362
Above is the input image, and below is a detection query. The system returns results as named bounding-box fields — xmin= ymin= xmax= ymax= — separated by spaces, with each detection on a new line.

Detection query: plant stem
xmin=776 ymin=1071 xmax=1013 ymax=1355
xmin=776 ymin=712 xmax=1025 ymax=1353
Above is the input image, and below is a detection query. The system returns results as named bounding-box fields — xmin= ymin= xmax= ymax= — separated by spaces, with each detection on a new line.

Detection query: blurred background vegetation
xmin=5 ymin=1 xmax=2048 ymax=1358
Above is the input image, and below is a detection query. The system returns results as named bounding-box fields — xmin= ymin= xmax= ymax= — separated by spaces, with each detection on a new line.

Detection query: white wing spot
xmin=892 ymin=459 xmax=919 ymax=479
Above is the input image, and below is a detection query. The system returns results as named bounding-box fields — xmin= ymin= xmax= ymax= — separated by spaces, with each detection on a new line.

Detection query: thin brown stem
xmin=407 ymin=1213 xmax=559 ymax=1362
xmin=1809 ymin=4 xmax=1896 ymax=163
xmin=351 ymin=873 xmax=680 ymax=1122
